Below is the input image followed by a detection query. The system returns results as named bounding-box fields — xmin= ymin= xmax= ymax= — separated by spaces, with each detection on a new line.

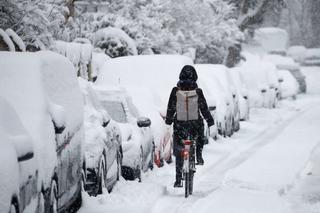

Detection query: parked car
xmin=227 ymin=67 xmax=250 ymax=121
xmin=0 ymin=51 xmax=84 ymax=212
xmin=195 ymin=64 xmax=233 ymax=137
xmin=79 ymin=79 xmax=122 ymax=195
xmin=96 ymin=55 xmax=193 ymax=166
xmin=278 ymin=70 xmax=299 ymax=99
xmin=263 ymin=54 xmax=306 ymax=93
xmin=94 ymin=86 xmax=154 ymax=181
xmin=303 ymin=48 xmax=320 ymax=66
xmin=0 ymin=97 xmax=38 ymax=213
xmin=238 ymin=52 xmax=278 ymax=108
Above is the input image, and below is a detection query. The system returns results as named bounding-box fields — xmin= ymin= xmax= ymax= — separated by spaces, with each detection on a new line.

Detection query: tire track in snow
xmin=151 ymin=99 xmax=320 ymax=213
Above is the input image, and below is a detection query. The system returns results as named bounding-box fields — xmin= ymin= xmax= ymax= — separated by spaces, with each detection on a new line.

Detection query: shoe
xmin=174 ymin=180 xmax=183 ymax=188
xmin=196 ymin=158 xmax=204 ymax=165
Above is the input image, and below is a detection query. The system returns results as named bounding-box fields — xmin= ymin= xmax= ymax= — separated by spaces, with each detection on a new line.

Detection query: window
xmin=101 ymin=100 xmax=127 ymax=123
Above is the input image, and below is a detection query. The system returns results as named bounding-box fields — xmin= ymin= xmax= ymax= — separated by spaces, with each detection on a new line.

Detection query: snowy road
xmin=78 ymin=66 xmax=320 ymax=213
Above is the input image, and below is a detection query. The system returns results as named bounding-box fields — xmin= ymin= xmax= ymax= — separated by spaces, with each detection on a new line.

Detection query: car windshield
xmin=100 ymin=100 xmax=127 ymax=123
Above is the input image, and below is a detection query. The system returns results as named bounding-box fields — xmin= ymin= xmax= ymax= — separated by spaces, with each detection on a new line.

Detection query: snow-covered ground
xmin=77 ymin=66 xmax=320 ymax=213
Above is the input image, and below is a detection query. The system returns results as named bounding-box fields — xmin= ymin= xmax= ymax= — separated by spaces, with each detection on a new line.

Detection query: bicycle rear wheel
xmin=184 ymin=172 xmax=190 ymax=198
xmin=189 ymin=171 xmax=194 ymax=195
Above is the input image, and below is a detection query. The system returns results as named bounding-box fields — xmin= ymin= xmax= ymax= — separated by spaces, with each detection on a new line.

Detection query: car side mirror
xmin=278 ymin=78 xmax=284 ymax=83
xmin=11 ymin=135 xmax=34 ymax=162
xmin=49 ymin=103 xmax=66 ymax=134
xmin=208 ymin=106 xmax=216 ymax=111
xmin=261 ymin=89 xmax=267 ymax=93
xmin=137 ymin=117 xmax=151 ymax=128
xmin=102 ymin=120 xmax=110 ymax=128
xmin=243 ymin=95 xmax=248 ymax=100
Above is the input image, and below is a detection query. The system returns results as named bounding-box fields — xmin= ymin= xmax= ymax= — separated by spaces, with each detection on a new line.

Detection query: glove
xmin=209 ymin=125 xmax=217 ymax=138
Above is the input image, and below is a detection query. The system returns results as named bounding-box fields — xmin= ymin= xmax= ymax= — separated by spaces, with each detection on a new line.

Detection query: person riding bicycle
xmin=165 ymin=65 xmax=215 ymax=187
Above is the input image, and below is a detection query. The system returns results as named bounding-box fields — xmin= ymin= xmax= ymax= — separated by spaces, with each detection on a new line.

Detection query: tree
xmin=0 ymin=0 xmax=67 ymax=49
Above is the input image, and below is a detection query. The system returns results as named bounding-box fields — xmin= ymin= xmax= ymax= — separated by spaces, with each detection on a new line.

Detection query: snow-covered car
xmin=79 ymin=79 xmax=122 ymax=195
xmin=238 ymin=52 xmax=278 ymax=108
xmin=0 ymin=97 xmax=37 ymax=213
xmin=0 ymin=51 xmax=84 ymax=212
xmin=94 ymin=86 xmax=154 ymax=181
xmin=278 ymin=70 xmax=299 ymax=99
xmin=303 ymin=48 xmax=320 ymax=66
xmin=96 ymin=55 xmax=193 ymax=167
xmin=227 ymin=67 xmax=250 ymax=121
xmin=205 ymin=64 xmax=240 ymax=133
xmin=263 ymin=54 xmax=306 ymax=93
xmin=195 ymin=64 xmax=234 ymax=137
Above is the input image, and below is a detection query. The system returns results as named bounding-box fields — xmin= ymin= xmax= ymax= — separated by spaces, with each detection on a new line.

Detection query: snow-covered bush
xmin=94 ymin=27 xmax=137 ymax=58
xmin=0 ymin=0 xmax=67 ymax=49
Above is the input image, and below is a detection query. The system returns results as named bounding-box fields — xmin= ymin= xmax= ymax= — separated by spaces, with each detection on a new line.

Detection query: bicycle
xmin=182 ymin=138 xmax=196 ymax=198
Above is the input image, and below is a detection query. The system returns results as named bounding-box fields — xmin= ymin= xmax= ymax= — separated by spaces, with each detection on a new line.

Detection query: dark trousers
xmin=173 ymin=120 xmax=204 ymax=180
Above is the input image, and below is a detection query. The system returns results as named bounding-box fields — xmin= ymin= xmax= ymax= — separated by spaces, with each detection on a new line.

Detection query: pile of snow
xmin=5 ymin=29 xmax=26 ymax=51
xmin=254 ymin=27 xmax=288 ymax=54
xmin=0 ymin=28 xmax=15 ymax=51
xmin=305 ymin=48 xmax=320 ymax=59
xmin=94 ymin=27 xmax=138 ymax=57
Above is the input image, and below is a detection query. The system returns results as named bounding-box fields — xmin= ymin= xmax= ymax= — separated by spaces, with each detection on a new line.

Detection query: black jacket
xmin=165 ymin=86 xmax=214 ymax=127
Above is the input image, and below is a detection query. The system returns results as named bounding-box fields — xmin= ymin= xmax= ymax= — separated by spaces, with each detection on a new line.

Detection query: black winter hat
xmin=179 ymin=65 xmax=198 ymax=82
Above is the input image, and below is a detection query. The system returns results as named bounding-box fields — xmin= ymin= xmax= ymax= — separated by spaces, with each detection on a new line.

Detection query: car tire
xmin=116 ymin=149 xmax=122 ymax=181
xmin=137 ymin=147 xmax=143 ymax=183
xmin=48 ymin=180 xmax=58 ymax=213
xmin=9 ymin=199 xmax=18 ymax=213
xmin=148 ymin=143 xmax=155 ymax=170
xmin=97 ymin=159 xmax=106 ymax=194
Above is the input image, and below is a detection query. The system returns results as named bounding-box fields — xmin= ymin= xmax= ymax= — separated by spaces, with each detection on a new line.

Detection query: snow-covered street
xmin=76 ymin=66 xmax=320 ymax=213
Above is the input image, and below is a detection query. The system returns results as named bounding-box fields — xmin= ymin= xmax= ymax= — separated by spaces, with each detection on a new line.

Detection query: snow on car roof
xmin=254 ymin=27 xmax=288 ymax=53
xmin=97 ymin=54 xmax=193 ymax=107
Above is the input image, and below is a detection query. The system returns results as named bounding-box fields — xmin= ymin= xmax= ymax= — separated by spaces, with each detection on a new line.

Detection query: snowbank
xmin=0 ymin=28 xmax=15 ymax=51
xmin=5 ymin=28 xmax=26 ymax=51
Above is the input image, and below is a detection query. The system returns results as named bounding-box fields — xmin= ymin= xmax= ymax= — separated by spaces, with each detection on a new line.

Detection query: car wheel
xmin=137 ymin=147 xmax=143 ymax=183
xmin=9 ymin=200 xmax=18 ymax=213
xmin=97 ymin=159 xmax=107 ymax=194
xmin=148 ymin=143 xmax=155 ymax=170
xmin=116 ymin=149 xmax=122 ymax=181
xmin=49 ymin=181 xmax=58 ymax=213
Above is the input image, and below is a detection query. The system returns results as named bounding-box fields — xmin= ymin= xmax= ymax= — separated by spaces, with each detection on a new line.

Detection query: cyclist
xmin=165 ymin=65 xmax=215 ymax=187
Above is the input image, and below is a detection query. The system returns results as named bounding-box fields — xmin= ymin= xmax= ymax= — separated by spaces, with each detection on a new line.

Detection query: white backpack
xmin=176 ymin=90 xmax=199 ymax=121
